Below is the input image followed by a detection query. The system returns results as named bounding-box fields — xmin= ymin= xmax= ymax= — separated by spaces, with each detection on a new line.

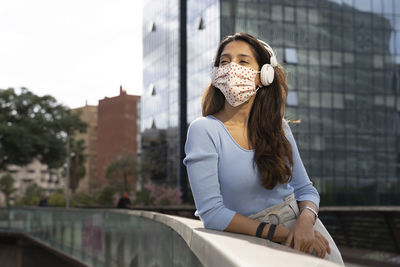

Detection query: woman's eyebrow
xmin=220 ymin=53 xmax=231 ymax=59
xmin=220 ymin=53 xmax=252 ymax=59
xmin=238 ymin=54 xmax=252 ymax=58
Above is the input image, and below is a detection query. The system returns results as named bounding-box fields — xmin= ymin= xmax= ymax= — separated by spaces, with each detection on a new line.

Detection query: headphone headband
xmin=257 ymin=39 xmax=278 ymax=67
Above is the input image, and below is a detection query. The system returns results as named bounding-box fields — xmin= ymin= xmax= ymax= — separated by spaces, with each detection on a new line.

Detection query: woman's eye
xmin=240 ymin=61 xmax=249 ymax=64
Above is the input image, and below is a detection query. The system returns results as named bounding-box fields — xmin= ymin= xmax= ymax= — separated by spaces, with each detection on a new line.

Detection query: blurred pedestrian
xmin=116 ymin=193 xmax=131 ymax=209
xmin=38 ymin=194 xmax=48 ymax=207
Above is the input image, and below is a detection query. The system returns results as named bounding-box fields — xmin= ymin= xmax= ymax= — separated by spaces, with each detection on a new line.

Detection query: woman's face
xmin=218 ymin=40 xmax=263 ymax=88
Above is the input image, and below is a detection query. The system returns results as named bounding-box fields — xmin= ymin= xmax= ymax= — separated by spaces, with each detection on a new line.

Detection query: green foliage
xmin=0 ymin=173 xmax=16 ymax=207
xmin=141 ymin=136 xmax=168 ymax=183
xmin=134 ymin=188 xmax=152 ymax=206
xmin=69 ymin=138 xmax=87 ymax=193
xmin=48 ymin=190 xmax=66 ymax=207
xmin=96 ymin=186 xmax=117 ymax=206
xmin=72 ymin=192 xmax=95 ymax=206
xmin=15 ymin=183 xmax=43 ymax=206
xmin=0 ymin=87 xmax=87 ymax=171
xmin=106 ymin=153 xmax=137 ymax=193
xmin=0 ymin=173 xmax=16 ymax=195
xmin=29 ymin=196 xmax=40 ymax=206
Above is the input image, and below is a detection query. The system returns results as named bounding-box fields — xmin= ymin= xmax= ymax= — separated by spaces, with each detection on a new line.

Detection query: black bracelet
xmin=266 ymin=224 xmax=277 ymax=241
xmin=256 ymin=222 xmax=267 ymax=238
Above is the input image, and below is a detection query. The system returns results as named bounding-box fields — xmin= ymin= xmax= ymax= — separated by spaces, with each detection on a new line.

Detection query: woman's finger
xmin=285 ymin=232 xmax=294 ymax=247
xmin=306 ymin=235 xmax=315 ymax=253
xmin=294 ymin=236 xmax=302 ymax=251
xmin=316 ymin=238 xmax=327 ymax=258
xmin=314 ymin=232 xmax=329 ymax=258
xmin=315 ymin=231 xmax=331 ymax=255
xmin=311 ymin=237 xmax=323 ymax=258
xmin=297 ymin=236 xmax=313 ymax=253
xmin=307 ymin=242 xmax=314 ymax=254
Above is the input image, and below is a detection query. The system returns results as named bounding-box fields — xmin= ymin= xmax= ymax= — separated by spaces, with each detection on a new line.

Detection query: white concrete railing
xmin=124 ymin=210 xmax=341 ymax=267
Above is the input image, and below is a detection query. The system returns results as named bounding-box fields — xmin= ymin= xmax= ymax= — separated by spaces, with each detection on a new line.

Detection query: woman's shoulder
xmin=185 ymin=116 xmax=221 ymax=149
xmin=188 ymin=115 xmax=218 ymax=130
xmin=187 ymin=115 xmax=220 ymax=139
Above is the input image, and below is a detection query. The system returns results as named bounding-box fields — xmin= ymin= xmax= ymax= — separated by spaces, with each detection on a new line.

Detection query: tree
xmin=48 ymin=189 xmax=65 ymax=207
xmin=96 ymin=186 xmax=118 ymax=206
xmin=0 ymin=87 xmax=87 ymax=171
xmin=69 ymin=138 xmax=87 ymax=193
xmin=0 ymin=173 xmax=16 ymax=207
xmin=143 ymin=180 xmax=182 ymax=206
xmin=15 ymin=183 xmax=43 ymax=206
xmin=72 ymin=192 xmax=95 ymax=206
xmin=140 ymin=130 xmax=168 ymax=184
xmin=106 ymin=153 xmax=137 ymax=193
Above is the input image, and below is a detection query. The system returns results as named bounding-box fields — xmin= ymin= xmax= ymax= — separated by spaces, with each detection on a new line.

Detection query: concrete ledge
xmin=112 ymin=209 xmax=340 ymax=267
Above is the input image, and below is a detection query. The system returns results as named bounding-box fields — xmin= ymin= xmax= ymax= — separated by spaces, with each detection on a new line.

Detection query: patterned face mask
xmin=211 ymin=62 xmax=260 ymax=107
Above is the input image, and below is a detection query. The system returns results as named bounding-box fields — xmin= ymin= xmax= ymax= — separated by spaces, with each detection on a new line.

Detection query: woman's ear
xmin=255 ymin=75 xmax=263 ymax=89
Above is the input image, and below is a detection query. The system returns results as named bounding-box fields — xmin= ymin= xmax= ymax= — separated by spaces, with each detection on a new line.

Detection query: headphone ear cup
xmin=260 ymin=64 xmax=275 ymax=86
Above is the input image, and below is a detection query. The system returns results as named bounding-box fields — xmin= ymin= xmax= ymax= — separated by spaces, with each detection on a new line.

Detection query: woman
xmin=183 ymin=32 xmax=344 ymax=265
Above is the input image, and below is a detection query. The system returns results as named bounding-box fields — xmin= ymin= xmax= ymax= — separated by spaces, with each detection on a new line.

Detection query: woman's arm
xmin=224 ymin=213 xmax=289 ymax=242
xmin=183 ymin=118 xmax=237 ymax=230
xmin=284 ymin=120 xmax=320 ymax=208
xmin=282 ymin=120 xmax=329 ymax=256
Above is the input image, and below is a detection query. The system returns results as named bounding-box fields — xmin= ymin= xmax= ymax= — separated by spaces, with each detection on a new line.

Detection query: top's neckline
xmin=207 ymin=115 xmax=255 ymax=152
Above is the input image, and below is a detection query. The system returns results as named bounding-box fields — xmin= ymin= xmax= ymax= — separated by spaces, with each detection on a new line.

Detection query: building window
xmin=198 ymin=16 xmax=205 ymax=30
xmin=149 ymin=83 xmax=156 ymax=96
xmin=284 ymin=6 xmax=294 ymax=22
xmin=284 ymin=48 xmax=297 ymax=64
xmin=148 ymin=21 xmax=156 ymax=33
xmin=287 ymin=91 xmax=298 ymax=106
xmin=395 ymin=112 xmax=400 ymax=136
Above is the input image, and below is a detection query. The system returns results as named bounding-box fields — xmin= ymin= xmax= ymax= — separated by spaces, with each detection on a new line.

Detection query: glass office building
xmin=142 ymin=0 xmax=180 ymax=185
xmin=143 ymin=0 xmax=400 ymax=205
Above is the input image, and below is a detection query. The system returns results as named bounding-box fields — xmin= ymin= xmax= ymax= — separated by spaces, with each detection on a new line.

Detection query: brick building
xmin=71 ymin=104 xmax=98 ymax=193
xmin=96 ymin=86 xmax=140 ymax=190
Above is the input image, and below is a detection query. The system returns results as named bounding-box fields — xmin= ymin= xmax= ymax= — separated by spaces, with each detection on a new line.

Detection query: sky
xmin=0 ymin=0 xmax=143 ymax=109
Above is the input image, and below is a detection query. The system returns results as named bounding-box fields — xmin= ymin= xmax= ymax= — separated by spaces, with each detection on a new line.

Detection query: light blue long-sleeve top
xmin=183 ymin=115 xmax=320 ymax=231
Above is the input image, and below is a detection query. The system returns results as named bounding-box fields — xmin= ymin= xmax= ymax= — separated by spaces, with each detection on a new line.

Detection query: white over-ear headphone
xmin=257 ymin=39 xmax=278 ymax=87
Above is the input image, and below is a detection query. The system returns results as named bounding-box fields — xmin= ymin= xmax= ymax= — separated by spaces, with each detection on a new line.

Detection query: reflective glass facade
xmin=143 ymin=0 xmax=400 ymax=205
xmin=142 ymin=0 xmax=180 ymax=185
xmin=187 ymin=0 xmax=221 ymax=122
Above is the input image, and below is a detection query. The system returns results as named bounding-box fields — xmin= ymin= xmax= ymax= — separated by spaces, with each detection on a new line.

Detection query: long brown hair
xmin=202 ymin=32 xmax=293 ymax=189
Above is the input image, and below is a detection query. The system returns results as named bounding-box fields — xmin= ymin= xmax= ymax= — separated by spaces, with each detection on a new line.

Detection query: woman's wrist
xmin=299 ymin=208 xmax=317 ymax=225
xmin=261 ymin=224 xmax=289 ymax=243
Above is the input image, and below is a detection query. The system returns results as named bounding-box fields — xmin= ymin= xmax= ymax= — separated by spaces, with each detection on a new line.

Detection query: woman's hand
xmin=284 ymin=212 xmax=315 ymax=253
xmin=312 ymin=230 xmax=331 ymax=258
xmin=284 ymin=212 xmax=331 ymax=258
